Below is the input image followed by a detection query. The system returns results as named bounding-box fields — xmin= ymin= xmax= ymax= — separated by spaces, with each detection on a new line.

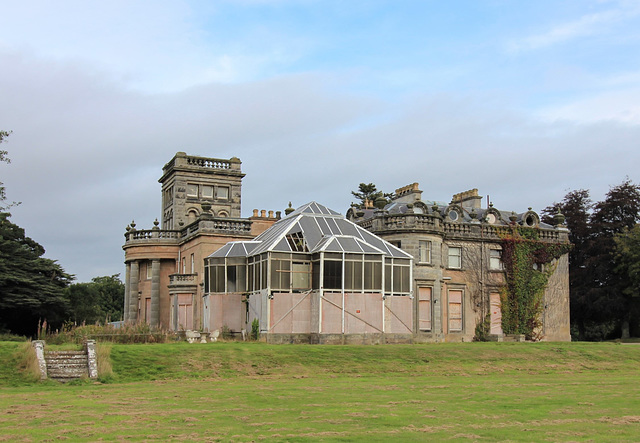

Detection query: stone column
xmin=150 ymin=259 xmax=161 ymax=327
xmin=128 ymin=260 xmax=139 ymax=322
xmin=123 ymin=262 xmax=130 ymax=322
xmin=32 ymin=340 xmax=47 ymax=380
xmin=84 ymin=340 xmax=98 ymax=379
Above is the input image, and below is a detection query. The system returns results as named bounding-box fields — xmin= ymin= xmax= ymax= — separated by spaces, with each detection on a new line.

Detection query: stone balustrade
xmin=185 ymin=156 xmax=232 ymax=169
xmin=125 ymin=218 xmax=253 ymax=245
xmin=126 ymin=229 xmax=181 ymax=242
xmin=169 ymin=273 xmax=197 ymax=284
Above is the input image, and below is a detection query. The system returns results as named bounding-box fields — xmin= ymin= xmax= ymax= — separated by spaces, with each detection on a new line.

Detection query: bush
xmin=38 ymin=322 xmax=177 ymax=345
xmin=251 ymin=318 xmax=260 ymax=341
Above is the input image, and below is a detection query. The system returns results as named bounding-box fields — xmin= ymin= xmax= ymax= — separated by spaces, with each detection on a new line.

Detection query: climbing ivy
xmin=498 ymin=226 xmax=571 ymax=340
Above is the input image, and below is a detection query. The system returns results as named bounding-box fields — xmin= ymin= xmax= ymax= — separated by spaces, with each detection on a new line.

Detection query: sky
xmin=1 ymin=0 xmax=640 ymax=282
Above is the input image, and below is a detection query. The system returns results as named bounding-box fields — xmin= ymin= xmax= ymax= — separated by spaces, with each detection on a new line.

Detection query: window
xmin=389 ymin=240 xmax=402 ymax=249
xmin=384 ymin=258 xmax=411 ymax=295
xmin=448 ymin=210 xmax=459 ymax=221
xmin=146 ymin=262 xmax=153 ymax=280
xmin=286 ymin=232 xmax=308 ymax=252
xmin=448 ymin=246 xmax=462 ymax=269
xmin=418 ymin=287 xmax=432 ymax=331
xmin=489 ymin=249 xmax=503 ymax=270
xmin=323 ymin=260 xmax=342 ymax=289
xmin=419 ymin=240 xmax=431 ymax=264
xmin=216 ymin=186 xmax=229 ymax=200
xmin=448 ymin=290 xmax=463 ymax=332
xmin=182 ymin=257 xmax=186 ymax=274
xmin=187 ymin=184 xmax=198 ymax=198
xmin=202 ymin=185 xmax=213 ymax=199
xmin=190 ymin=253 xmax=195 ymax=274
xmin=292 ymin=262 xmax=311 ymax=290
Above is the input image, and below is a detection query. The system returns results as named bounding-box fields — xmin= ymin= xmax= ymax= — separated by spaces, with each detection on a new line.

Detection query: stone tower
xmin=158 ymin=152 xmax=245 ymax=229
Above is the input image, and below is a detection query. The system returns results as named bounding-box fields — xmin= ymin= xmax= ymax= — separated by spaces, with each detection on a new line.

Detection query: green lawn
xmin=1 ymin=341 xmax=639 ymax=441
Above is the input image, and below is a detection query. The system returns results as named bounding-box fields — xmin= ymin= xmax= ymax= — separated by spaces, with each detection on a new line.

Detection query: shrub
xmin=251 ymin=318 xmax=260 ymax=341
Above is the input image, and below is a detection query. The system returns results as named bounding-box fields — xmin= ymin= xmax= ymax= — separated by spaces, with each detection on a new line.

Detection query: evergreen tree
xmin=351 ymin=183 xmax=393 ymax=209
xmin=0 ymin=213 xmax=73 ymax=336
xmin=544 ymin=180 xmax=640 ymax=340
xmin=0 ymin=132 xmax=73 ymax=336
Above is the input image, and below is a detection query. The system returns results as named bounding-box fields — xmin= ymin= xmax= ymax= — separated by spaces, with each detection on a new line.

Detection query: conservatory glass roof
xmin=209 ymin=202 xmax=411 ymax=259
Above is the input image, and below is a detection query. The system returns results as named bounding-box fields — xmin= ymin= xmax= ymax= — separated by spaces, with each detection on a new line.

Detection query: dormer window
xmin=286 ymin=232 xmax=308 ymax=252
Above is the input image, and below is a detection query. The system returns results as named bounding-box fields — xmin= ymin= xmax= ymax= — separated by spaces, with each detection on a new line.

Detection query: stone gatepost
xmin=84 ymin=340 xmax=98 ymax=379
xmin=32 ymin=340 xmax=47 ymax=380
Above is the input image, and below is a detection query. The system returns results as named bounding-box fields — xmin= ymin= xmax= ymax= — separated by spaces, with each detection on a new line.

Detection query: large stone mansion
xmin=123 ymin=153 xmax=570 ymax=342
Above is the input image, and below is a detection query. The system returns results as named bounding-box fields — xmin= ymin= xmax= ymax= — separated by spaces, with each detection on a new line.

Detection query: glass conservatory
xmin=203 ymin=202 xmax=414 ymax=338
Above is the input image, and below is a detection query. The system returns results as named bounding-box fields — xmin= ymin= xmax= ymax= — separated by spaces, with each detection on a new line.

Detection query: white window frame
xmin=418 ymin=240 xmax=432 ymax=264
xmin=489 ymin=249 xmax=503 ymax=271
xmin=448 ymin=246 xmax=462 ymax=269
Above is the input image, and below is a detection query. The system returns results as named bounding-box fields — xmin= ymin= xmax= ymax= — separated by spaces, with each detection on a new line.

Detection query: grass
xmin=1 ymin=341 xmax=640 ymax=441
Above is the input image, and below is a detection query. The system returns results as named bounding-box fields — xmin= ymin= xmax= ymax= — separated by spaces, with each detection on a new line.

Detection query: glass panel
xmin=270 ymin=259 xmax=282 ymax=289
xmin=323 ymin=260 xmax=342 ymax=289
xmin=353 ymin=261 xmax=362 ymax=290
xmin=448 ymin=247 xmax=461 ymax=269
xmin=419 ymin=240 xmax=431 ymax=263
xmin=384 ymin=264 xmax=392 ymax=292
xmin=227 ymin=266 xmax=237 ymax=292
xmin=237 ymin=265 xmax=246 ymax=292
xmin=292 ymin=262 xmax=311 ymax=290
xmin=312 ymin=262 xmax=320 ymax=289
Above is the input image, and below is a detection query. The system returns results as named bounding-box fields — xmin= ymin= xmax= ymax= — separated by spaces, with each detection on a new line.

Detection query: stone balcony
xmin=169 ymin=273 xmax=198 ymax=285
xmin=124 ymin=217 xmax=253 ymax=246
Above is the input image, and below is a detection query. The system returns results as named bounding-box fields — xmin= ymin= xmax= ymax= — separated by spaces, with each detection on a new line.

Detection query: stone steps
xmin=45 ymin=350 xmax=89 ymax=382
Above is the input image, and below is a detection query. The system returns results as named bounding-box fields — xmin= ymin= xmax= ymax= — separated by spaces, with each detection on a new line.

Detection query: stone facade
xmin=123 ymin=152 xmax=279 ymax=330
xmin=347 ymin=184 xmax=571 ymax=342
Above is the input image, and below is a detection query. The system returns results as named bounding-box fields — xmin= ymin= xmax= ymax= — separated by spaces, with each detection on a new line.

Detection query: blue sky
xmin=1 ymin=0 xmax=639 ymax=281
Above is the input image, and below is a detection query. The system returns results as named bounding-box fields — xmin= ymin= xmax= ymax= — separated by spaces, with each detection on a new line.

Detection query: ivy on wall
xmin=498 ymin=226 xmax=571 ymax=340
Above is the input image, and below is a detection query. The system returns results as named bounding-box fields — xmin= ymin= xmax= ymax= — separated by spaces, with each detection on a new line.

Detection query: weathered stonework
xmin=123 ymin=153 xmax=279 ymax=331
xmin=348 ymin=185 xmax=571 ymax=342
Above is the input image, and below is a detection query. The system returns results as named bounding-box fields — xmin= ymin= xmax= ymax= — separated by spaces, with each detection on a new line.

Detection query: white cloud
xmin=507 ymin=4 xmax=638 ymax=53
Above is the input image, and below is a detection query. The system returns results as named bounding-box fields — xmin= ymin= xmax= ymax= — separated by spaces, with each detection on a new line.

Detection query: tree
xmin=614 ymin=225 xmax=640 ymax=338
xmin=545 ymin=180 xmax=640 ymax=340
xmin=0 ymin=213 xmax=73 ymax=336
xmin=542 ymin=190 xmax=594 ymax=339
xmin=0 ymin=134 xmax=73 ymax=336
xmin=0 ymin=130 xmax=18 ymax=210
xmin=351 ymin=183 xmax=393 ymax=209
xmin=65 ymin=274 xmax=125 ymax=324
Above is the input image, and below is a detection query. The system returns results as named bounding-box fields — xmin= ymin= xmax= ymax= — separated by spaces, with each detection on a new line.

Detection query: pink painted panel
xmin=208 ymin=293 xmax=243 ymax=332
xmin=269 ymin=292 xmax=311 ymax=333
xmin=418 ymin=287 xmax=432 ymax=331
xmin=490 ymin=292 xmax=503 ymax=335
xmin=345 ymin=293 xmax=383 ymax=334
xmin=385 ymin=296 xmax=413 ymax=333
xmin=321 ymin=292 xmax=343 ymax=333
xmin=449 ymin=290 xmax=463 ymax=332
